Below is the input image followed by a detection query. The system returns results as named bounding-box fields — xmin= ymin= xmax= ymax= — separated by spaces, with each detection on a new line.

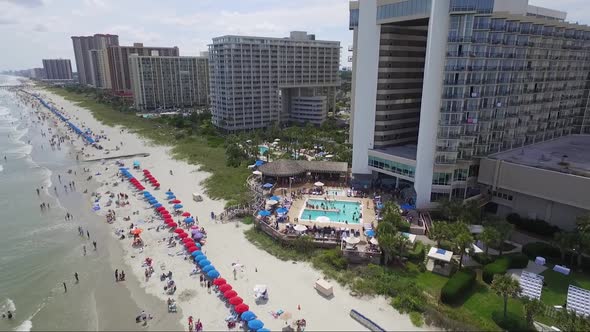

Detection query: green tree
xmin=553 ymin=232 xmax=575 ymax=262
xmin=523 ymin=299 xmax=545 ymax=327
xmin=479 ymin=226 xmax=500 ymax=255
xmin=575 ymin=215 xmax=590 ymax=269
xmin=453 ymin=227 xmax=474 ymax=269
xmin=429 ymin=221 xmax=449 ymax=247
xmin=491 ymin=219 xmax=514 ymax=255
xmin=491 ymin=274 xmax=521 ymax=319
xmin=378 ymin=233 xmax=398 ymax=266
xmin=438 ymin=199 xmax=463 ymax=222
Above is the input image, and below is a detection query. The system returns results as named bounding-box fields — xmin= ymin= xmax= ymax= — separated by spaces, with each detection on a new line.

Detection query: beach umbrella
xmin=235 ymin=303 xmax=249 ymax=314
xmin=314 ymin=181 xmax=325 ymax=187
xmin=207 ymin=270 xmax=220 ymax=278
xmin=213 ymin=278 xmax=226 ymax=286
xmin=136 ymin=185 xmax=145 ymax=191
xmin=174 ymin=228 xmax=185 ymax=234
xmin=191 ymin=251 xmax=203 ymax=258
xmin=168 ymin=222 xmax=178 ymax=227
xmin=171 ymin=199 xmax=181 ymax=204
xmin=153 ymin=183 xmax=160 ymax=188
xmin=198 ymin=259 xmax=211 ymax=267
xmin=255 ymin=160 xmax=265 ymax=167
xmin=365 ymin=230 xmax=376 ymax=237
xmin=202 ymin=265 xmax=215 ymax=273
xmin=165 ymin=191 xmax=174 ymax=195
xmin=241 ymin=311 xmax=256 ymax=321
xmin=252 ymin=170 xmax=262 ymax=176
xmin=183 ymin=240 xmax=195 ymax=247
xmin=143 ymin=169 xmax=150 ymax=173
xmin=167 ymin=195 xmax=176 ymax=200
xmin=258 ymin=210 xmax=271 ymax=217
xmin=276 ymin=207 xmax=288 ymax=214
xmin=294 ymin=224 xmax=307 ymax=232
xmin=173 ymin=204 xmax=183 ymax=209
xmin=182 ymin=238 xmax=193 ymax=244
xmin=257 ymin=328 xmax=270 ymax=332
xmin=131 ymin=228 xmax=143 ymax=235
xmin=187 ymin=246 xmax=199 ymax=253
xmin=182 ymin=212 xmax=191 ymax=217
xmin=218 ymin=284 xmax=232 ymax=292
xmin=247 ymin=319 xmax=264 ymax=330
xmin=155 ymin=204 xmax=164 ymax=209
xmin=184 ymin=217 xmax=194 ymax=224
xmin=229 ymin=296 xmax=243 ymax=306
xmin=269 ymin=195 xmax=280 ymax=201
xmin=193 ymin=253 xmax=205 ymax=262
xmin=178 ymin=233 xmax=188 ymax=239
xmin=223 ymin=290 xmax=238 ymax=299
xmin=193 ymin=232 xmax=203 ymax=240
xmin=262 ymin=183 xmax=273 ymax=189
xmin=150 ymin=201 xmax=160 ymax=206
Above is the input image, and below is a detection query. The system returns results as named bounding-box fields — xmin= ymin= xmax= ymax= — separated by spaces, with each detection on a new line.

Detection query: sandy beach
xmin=29 ymin=86 xmax=429 ymax=331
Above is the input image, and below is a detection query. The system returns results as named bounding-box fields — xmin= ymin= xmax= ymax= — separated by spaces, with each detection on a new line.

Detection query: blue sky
xmin=0 ymin=0 xmax=589 ymax=71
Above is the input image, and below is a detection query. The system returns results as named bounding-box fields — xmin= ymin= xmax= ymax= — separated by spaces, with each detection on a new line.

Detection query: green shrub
xmin=391 ymin=285 xmax=426 ymax=313
xmin=508 ymin=253 xmax=529 ymax=269
xmin=483 ymin=257 xmax=511 ymax=284
xmin=312 ymin=248 xmax=348 ymax=271
xmin=399 ymin=222 xmax=411 ymax=233
xmin=473 ymin=253 xmax=495 ymax=265
xmin=408 ymin=242 xmax=425 ymax=262
xmin=440 ymin=269 xmax=476 ymax=304
xmin=409 ymin=311 xmax=424 ymax=327
xmin=522 ymin=242 xmax=560 ymax=260
xmin=506 ymin=213 xmax=561 ymax=237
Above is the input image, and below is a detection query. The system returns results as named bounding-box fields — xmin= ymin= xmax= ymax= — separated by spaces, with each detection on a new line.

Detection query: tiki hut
xmin=258 ymin=159 xmax=348 ymax=185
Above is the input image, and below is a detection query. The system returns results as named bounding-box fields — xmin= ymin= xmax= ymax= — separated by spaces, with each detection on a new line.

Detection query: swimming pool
xmin=258 ymin=145 xmax=269 ymax=155
xmin=300 ymin=199 xmax=362 ymax=224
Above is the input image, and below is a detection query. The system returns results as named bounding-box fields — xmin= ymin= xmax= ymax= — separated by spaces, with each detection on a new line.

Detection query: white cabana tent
xmin=427 ymin=247 xmax=454 ymax=276
xmin=294 ymin=224 xmax=308 ymax=232
xmin=314 ymin=181 xmax=324 ymax=187
xmin=252 ymin=170 xmax=262 ymax=175
xmin=428 ymin=247 xmax=453 ymax=263
xmin=344 ymin=237 xmax=360 ymax=245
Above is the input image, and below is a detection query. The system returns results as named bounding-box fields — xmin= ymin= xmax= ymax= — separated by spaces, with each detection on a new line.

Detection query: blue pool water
xmin=258 ymin=145 xmax=269 ymax=155
xmin=301 ymin=199 xmax=362 ymax=224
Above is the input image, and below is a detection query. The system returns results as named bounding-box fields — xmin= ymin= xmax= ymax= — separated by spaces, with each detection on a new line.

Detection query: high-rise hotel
xmin=349 ymin=0 xmax=590 ymax=209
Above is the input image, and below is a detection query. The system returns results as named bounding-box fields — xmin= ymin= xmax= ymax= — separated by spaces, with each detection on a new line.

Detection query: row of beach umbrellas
xmin=123 ymin=167 xmax=269 ymax=331
xmin=143 ymin=169 xmax=161 ymax=188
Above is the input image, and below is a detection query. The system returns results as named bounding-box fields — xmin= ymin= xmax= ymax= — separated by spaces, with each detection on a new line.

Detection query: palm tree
xmin=429 ymin=221 xmax=449 ymax=247
xmin=553 ymin=232 xmax=573 ymax=262
xmin=454 ymin=229 xmax=474 ymax=269
xmin=493 ymin=220 xmax=514 ymax=255
xmin=378 ymin=233 xmax=397 ymax=265
xmin=491 ymin=274 xmax=521 ymax=319
xmin=523 ymin=299 xmax=545 ymax=327
xmin=479 ymin=227 xmax=500 ymax=255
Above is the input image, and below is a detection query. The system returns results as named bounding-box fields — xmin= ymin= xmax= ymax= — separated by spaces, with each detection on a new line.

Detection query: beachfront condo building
xmin=71 ymin=34 xmax=119 ymax=85
xmin=349 ymin=0 xmax=590 ymax=216
xmin=107 ymin=43 xmax=180 ymax=96
xmin=208 ymin=31 xmax=340 ymax=131
xmin=129 ymin=54 xmax=209 ymax=111
xmin=89 ymin=49 xmax=112 ymax=89
xmin=42 ymin=59 xmax=73 ymax=80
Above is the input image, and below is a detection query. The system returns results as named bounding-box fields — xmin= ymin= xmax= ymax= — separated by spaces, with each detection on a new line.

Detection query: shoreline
xmin=28 ymin=86 xmax=427 ymax=331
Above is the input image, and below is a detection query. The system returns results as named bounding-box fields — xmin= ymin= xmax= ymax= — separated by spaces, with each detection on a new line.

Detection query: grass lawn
xmin=45 ymin=87 xmax=251 ymax=204
xmin=415 ymin=271 xmax=448 ymax=296
xmin=541 ymin=268 xmax=590 ymax=306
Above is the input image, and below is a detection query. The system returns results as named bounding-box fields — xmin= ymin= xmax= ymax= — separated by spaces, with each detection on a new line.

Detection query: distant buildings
xmin=107 ymin=43 xmax=180 ymax=95
xmin=42 ymin=59 xmax=73 ymax=80
xmin=208 ymin=31 xmax=340 ymax=131
xmin=129 ymin=54 xmax=209 ymax=110
xmin=71 ymin=34 xmax=119 ymax=85
xmin=349 ymin=0 xmax=590 ymax=221
xmin=29 ymin=68 xmax=46 ymax=80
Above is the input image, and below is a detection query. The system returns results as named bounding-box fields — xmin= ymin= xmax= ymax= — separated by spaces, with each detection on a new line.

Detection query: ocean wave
xmin=0 ymin=298 xmax=16 ymax=312
xmin=14 ymin=320 xmax=32 ymax=332
xmin=0 ymin=164 xmax=3 ymax=172
xmin=4 ymin=144 xmax=32 ymax=159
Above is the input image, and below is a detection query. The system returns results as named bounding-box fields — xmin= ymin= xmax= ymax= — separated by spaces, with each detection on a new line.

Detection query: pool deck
xmin=284 ymin=190 xmax=376 ymax=233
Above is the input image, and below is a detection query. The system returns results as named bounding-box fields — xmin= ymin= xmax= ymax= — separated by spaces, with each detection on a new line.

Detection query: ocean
xmin=0 ymin=76 xmax=155 ymax=331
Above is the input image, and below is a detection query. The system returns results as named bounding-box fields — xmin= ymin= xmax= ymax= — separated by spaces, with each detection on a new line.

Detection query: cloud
xmin=0 ymin=17 xmax=18 ymax=25
xmin=32 ymin=23 xmax=48 ymax=32
xmin=0 ymin=0 xmax=44 ymax=7
xmin=107 ymin=25 xmax=163 ymax=44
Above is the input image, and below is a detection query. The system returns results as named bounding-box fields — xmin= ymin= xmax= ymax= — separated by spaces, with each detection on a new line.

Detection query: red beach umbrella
xmin=156 ymin=206 xmax=166 ymax=211
xmin=137 ymin=186 xmax=145 ymax=190
xmin=153 ymin=183 xmax=160 ymax=188
xmin=174 ymin=228 xmax=185 ymax=234
xmin=223 ymin=290 xmax=237 ymax=299
xmin=229 ymin=296 xmax=243 ymax=306
xmin=164 ymin=217 xmax=173 ymax=222
xmin=183 ymin=241 xmax=195 ymax=247
xmin=178 ymin=233 xmax=188 ymax=239
xmin=149 ymin=179 xmax=158 ymax=183
xmin=161 ymin=211 xmax=171 ymax=216
xmin=181 ymin=212 xmax=191 ymax=217
xmin=168 ymin=222 xmax=178 ymax=228
xmin=171 ymin=199 xmax=181 ymax=204
xmin=213 ymin=278 xmax=226 ymax=286
xmin=218 ymin=284 xmax=232 ymax=292
xmin=234 ymin=304 xmax=249 ymax=314
xmin=143 ymin=169 xmax=150 ymax=173
xmin=187 ymin=246 xmax=199 ymax=253
xmin=182 ymin=237 xmax=193 ymax=243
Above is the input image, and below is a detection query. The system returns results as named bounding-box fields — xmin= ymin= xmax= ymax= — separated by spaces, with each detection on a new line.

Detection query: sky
xmin=0 ymin=0 xmax=589 ymax=71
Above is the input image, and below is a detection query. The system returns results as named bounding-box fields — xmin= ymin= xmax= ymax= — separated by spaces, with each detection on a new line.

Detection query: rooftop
xmin=372 ymin=145 xmax=417 ymax=161
xmin=489 ymin=135 xmax=590 ymax=177
xmin=259 ymin=159 xmax=348 ymax=177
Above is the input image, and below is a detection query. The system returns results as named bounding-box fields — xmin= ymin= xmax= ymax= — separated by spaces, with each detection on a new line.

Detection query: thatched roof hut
xmin=258 ymin=159 xmax=348 ymax=178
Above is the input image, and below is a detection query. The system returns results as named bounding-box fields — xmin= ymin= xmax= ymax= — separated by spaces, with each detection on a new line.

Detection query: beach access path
xmin=36 ymin=87 xmax=430 ymax=331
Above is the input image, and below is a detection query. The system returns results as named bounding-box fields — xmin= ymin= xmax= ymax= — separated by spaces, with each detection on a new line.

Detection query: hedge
xmin=507 ymin=253 xmax=529 ymax=269
xmin=440 ymin=269 xmax=476 ymax=304
xmin=522 ymin=242 xmax=560 ymax=260
xmin=472 ymin=253 xmax=495 ymax=265
xmin=483 ymin=257 xmax=511 ymax=284
xmin=506 ymin=213 xmax=561 ymax=237
xmin=492 ymin=310 xmax=530 ymax=331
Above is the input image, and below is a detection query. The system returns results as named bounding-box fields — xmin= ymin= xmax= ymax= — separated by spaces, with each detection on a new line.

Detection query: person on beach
xmin=93 ymin=241 xmax=97 ymax=250
xmin=86 ymin=230 xmax=90 ymax=239
xmin=195 ymin=319 xmax=203 ymax=332
xmin=36 ymin=188 xmax=40 ymax=195
xmin=207 ymin=280 xmax=211 ymax=293
xmin=83 ymin=245 xmax=86 ymax=256
xmin=63 ymin=282 xmax=67 ymax=293
xmin=74 ymin=272 xmax=79 ymax=283
xmin=120 ymin=270 xmax=125 ymax=281
xmin=199 ymin=274 xmax=204 ymax=286
xmin=115 ymin=269 xmax=119 ymax=282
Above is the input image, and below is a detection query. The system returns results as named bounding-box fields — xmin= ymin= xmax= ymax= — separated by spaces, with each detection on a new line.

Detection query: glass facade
xmin=376 ymin=0 xmax=431 ymax=21
xmin=368 ymin=156 xmax=415 ymax=178
xmin=349 ymin=9 xmax=359 ymax=29
xmin=449 ymin=0 xmax=494 ymax=13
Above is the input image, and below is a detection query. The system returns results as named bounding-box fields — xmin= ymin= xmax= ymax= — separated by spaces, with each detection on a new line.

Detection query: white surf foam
xmin=14 ymin=320 xmax=32 ymax=332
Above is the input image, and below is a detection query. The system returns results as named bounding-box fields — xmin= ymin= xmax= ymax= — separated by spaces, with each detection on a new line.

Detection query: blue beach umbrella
xmin=276 ymin=207 xmax=288 ymax=214
xmin=269 ymin=196 xmax=280 ymax=201
xmin=247 ymin=319 xmax=264 ymax=330
xmin=258 ymin=210 xmax=271 ymax=217
xmin=365 ymin=230 xmax=376 ymax=237
xmin=262 ymin=183 xmax=273 ymax=189
xmin=207 ymin=270 xmax=220 ymax=278
xmin=198 ymin=259 xmax=211 ymax=267
xmin=184 ymin=217 xmax=194 ymax=223
xmin=202 ymin=265 xmax=215 ymax=273
xmin=173 ymin=204 xmax=183 ymax=209
xmin=165 ymin=191 xmax=174 ymax=195
xmin=241 ymin=311 xmax=256 ymax=321
xmin=193 ymin=254 xmax=205 ymax=262
xmin=254 ymin=160 xmax=265 ymax=167
xmin=150 ymin=200 xmax=159 ymax=205
xmin=143 ymin=191 xmax=152 ymax=197
xmin=154 ymin=203 xmax=162 ymax=208
xmin=191 ymin=251 xmax=203 ymax=258
xmin=257 ymin=328 xmax=270 ymax=332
